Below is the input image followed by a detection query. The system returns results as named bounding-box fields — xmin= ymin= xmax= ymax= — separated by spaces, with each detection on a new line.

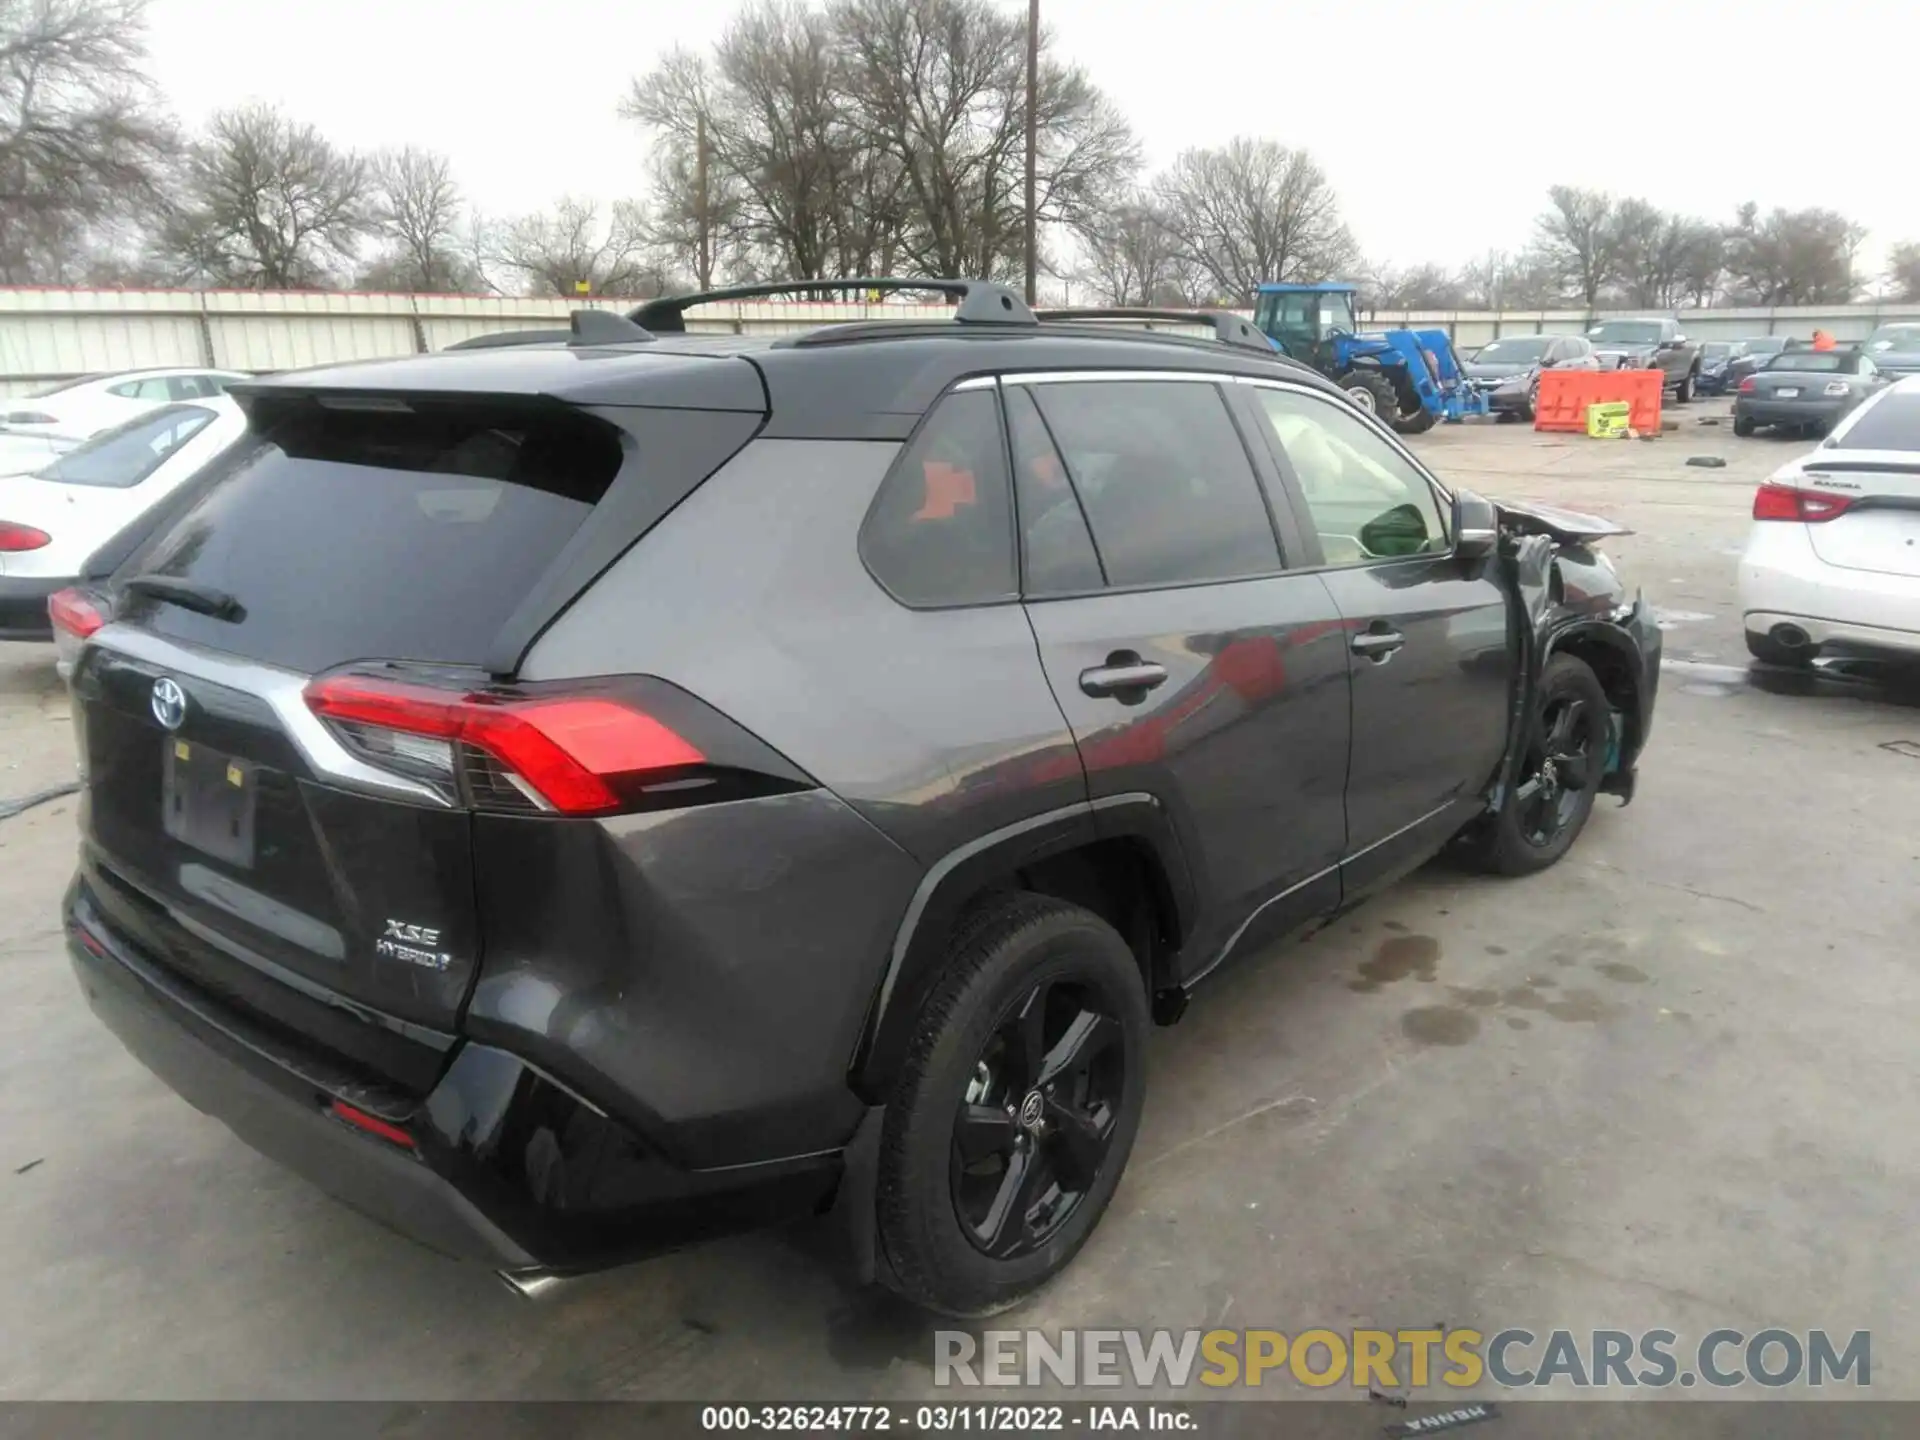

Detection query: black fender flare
xmin=847 ymin=793 xmax=1197 ymax=1103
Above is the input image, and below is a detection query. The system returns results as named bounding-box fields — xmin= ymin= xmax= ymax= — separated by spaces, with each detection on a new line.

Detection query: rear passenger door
xmin=1010 ymin=374 xmax=1354 ymax=980
xmin=1241 ymin=381 xmax=1512 ymax=892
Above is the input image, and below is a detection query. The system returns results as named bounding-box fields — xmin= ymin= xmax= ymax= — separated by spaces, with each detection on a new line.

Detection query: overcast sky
xmin=142 ymin=0 xmax=1912 ymax=279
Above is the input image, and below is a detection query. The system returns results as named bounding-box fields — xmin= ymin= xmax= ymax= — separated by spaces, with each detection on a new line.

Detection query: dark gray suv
xmin=61 ymin=281 xmax=1661 ymax=1317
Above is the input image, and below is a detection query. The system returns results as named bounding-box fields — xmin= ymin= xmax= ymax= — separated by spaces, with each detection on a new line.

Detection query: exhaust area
xmin=1769 ymin=623 xmax=1813 ymax=651
xmin=496 ymin=1269 xmax=569 ymax=1300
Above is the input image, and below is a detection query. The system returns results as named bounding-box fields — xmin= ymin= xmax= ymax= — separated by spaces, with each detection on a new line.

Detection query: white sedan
xmin=0 ymin=396 xmax=247 ymax=644
xmin=1 ymin=368 xmax=247 ymax=463
xmin=1738 ymin=375 xmax=1920 ymax=665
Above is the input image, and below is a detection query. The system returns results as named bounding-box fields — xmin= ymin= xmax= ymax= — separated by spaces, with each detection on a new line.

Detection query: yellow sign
xmin=1586 ymin=400 xmax=1631 ymax=438
xmin=573 ymin=279 xmax=591 ymax=295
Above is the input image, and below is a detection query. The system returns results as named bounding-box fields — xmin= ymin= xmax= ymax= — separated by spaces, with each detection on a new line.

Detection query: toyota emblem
xmin=150 ymin=676 xmax=188 ymax=732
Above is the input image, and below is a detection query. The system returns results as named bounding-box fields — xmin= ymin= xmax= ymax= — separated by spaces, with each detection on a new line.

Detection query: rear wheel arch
xmin=851 ymin=800 xmax=1195 ymax=1104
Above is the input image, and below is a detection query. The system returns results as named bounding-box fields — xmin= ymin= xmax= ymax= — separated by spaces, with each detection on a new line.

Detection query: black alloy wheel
xmin=874 ymin=892 xmax=1149 ymax=1316
xmin=951 ymin=977 xmax=1125 ymax=1259
xmin=1514 ymin=689 xmax=1606 ymax=848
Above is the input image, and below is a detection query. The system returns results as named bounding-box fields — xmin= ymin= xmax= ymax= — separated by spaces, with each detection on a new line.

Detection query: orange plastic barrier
xmin=1534 ymin=369 xmax=1663 ymax=435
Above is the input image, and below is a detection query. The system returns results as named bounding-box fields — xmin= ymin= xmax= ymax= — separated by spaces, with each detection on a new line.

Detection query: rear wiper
xmin=121 ymin=574 xmax=246 ymax=623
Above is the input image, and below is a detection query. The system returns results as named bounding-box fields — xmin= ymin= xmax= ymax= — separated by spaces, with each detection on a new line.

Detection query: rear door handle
xmin=1079 ymin=660 xmax=1169 ymax=699
xmin=1351 ymin=630 xmax=1405 ymax=660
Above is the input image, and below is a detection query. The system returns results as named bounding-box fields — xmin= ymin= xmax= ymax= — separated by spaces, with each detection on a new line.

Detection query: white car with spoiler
xmin=1738 ymin=375 xmax=1920 ymax=665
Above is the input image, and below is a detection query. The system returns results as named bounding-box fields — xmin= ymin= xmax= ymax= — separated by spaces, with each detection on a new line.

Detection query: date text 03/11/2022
xmin=698 ymin=1405 xmax=1198 ymax=1432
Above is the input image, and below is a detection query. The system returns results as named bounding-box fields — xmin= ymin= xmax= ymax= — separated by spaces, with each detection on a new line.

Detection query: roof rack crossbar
xmin=630 ymin=278 xmax=1037 ymax=333
xmin=1033 ymin=307 xmax=1274 ymax=356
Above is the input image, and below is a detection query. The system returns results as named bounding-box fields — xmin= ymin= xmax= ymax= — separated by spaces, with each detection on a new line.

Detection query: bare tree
xmin=1534 ymin=185 xmax=1618 ymax=308
xmin=1362 ymin=261 xmax=1464 ymax=310
xmin=833 ymin=0 xmax=1138 ymax=283
xmin=360 ymin=146 xmax=477 ymax=292
xmin=493 ymin=195 xmax=666 ymax=297
xmin=1724 ymin=202 xmax=1863 ymax=305
xmin=1074 ymin=196 xmax=1189 ymax=305
xmin=1674 ymin=222 xmax=1727 ymax=308
xmin=1151 ymin=138 xmax=1357 ymax=304
xmin=626 ymin=12 xmax=892 ymax=283
xmin=1891 ymin=242 xmax=1920 ymax=303
xmin=155 ymin=104 xmax=370 ymax=288
xmin=1459 ymin=250 xmax=1509 ymax=310
xmin=0 ymin=0 xmax=176 ymax=282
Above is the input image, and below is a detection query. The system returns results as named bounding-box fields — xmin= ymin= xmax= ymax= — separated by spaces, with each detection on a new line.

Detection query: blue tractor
xmin=1251 ymin=282 xmax=1487 ymax=435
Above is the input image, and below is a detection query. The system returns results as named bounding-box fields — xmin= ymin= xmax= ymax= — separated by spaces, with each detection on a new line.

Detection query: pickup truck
xmin=1585 ymin=317 xmax=1702 ymax=402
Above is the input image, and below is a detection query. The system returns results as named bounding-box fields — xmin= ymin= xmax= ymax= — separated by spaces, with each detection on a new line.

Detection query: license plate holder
xmin=162 ymin=739 xmax=258 ymax=868
xmin=1777 ymin=387 xmax=1800 ymax=398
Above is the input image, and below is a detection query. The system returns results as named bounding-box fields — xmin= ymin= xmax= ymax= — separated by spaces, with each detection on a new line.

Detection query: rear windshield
xmin=1588 ymin=321 xmax=1663 ymax=344
xmin=1869 ymin=327 xmax=1920 ymax=351
xmin=1837 ymin=393 xmax=1920 ymax=451
xmin=36 ymin=404 xmax=217 ymax=488
xmin=1477 ymin=337 xmax=1551 ymax=363
xmin=120 ymin=400 xmax=622 ymax=673
xmin=1766 ymin=352 xmax=1852 ymax=372
xmin=1702 ymin=343 xmax=1737 ymax=359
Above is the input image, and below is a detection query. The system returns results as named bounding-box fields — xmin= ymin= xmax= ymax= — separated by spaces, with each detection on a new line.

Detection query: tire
xmin=1732 ymin=414 xmax=1756 ymax=438
xmin=1463 ymin=654 xmax=1612 ymax=878
xmin=1746 ymin=630 xmax=1813 ymax=668
xmin=875 ymin=893 xmax=1150 ymax=1317
xmin=1338 ymin=370 xmax=1398 ymax=421
xmin=1391 ymin=405 xmax=1439 ymax=435
xmin=1674 ymin=369 xmax=1695 ymax=404
xmin=1516 ymin=377 xmax=1540 ymax=424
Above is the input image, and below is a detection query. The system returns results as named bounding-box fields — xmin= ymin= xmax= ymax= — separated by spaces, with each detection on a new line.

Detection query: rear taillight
xmin=1738 ymin=377 xmax=1757 ymax=394
xmin=1753 ymin=482 xmax=1854 ymax=523
xmin=0 ymin=522 xmax=50 ymax=551
xmin=305 ymin=673 xmax=707 ymax=816
xmin=48 ymin=588 xmax=104 ymax=640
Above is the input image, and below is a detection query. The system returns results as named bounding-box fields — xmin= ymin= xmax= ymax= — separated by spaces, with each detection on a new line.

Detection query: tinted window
xmin=124 ymin=402 xmax=624 ymax=673
xmin=1765 ymin=352 xmax=1854 ymax=373
xmin=1253 ymin=387 xmax=1450 ymax=565
xmin=36 ymin=404 xmax=216 ymax=488
xmin=1028 ymin=380 xmax=1280 ymax=588
xmin=860 ymin=389 xmax=1017 ymax=608
xmin=108 ymin=377 xmax=174 ymax=401
xmin=1588 ymin=321 xmax=1664 ymax=345
xmin=1479 ymin=337 xmax=1552 ymax=364
xmin=1006 ymin=386 xmax=1103 ymax=595
xmin=1839 ymin=393 xmax=1920 ymax=451
xmin=168 ymin=375 xmax=218 ymax=400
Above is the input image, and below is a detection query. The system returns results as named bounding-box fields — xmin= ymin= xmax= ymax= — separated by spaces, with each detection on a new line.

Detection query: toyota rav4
xmin=62 ymin=281 xmax=1661 ymax=1317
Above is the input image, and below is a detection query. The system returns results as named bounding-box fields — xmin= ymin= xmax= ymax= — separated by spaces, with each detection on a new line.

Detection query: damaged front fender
xmin=1486 ymin=510 xmax=1661 ymax=815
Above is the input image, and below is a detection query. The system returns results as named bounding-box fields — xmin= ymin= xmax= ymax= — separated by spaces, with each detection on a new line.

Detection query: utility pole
xmin=695 ymin=111 xmax=713 ymax=291
xmin=1024 ymin=0 xmax=1039 ymax=305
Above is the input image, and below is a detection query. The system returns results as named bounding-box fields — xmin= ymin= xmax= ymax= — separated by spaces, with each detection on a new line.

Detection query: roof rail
xmin=1033 ymin=307 xmax=1274 ymax=356
xmin=630 ymin=278 xmax=1036 ymax=333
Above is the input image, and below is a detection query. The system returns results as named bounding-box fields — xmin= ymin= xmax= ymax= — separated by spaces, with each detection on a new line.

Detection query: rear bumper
xmin=1738 ymin=522 xmax=1920 ymax=656
xmin=0 ymin=573 xmax=67 ymax=642
xmin=66 ymin=878 xmax=842 ymax=1273
xmin=1735 ymin=397 xmax=1850 ymax=428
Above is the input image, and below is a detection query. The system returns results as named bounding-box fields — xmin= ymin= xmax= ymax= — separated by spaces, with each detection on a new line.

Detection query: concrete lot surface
xmin=2 ymin=399 xmax=1917 ymax=1417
